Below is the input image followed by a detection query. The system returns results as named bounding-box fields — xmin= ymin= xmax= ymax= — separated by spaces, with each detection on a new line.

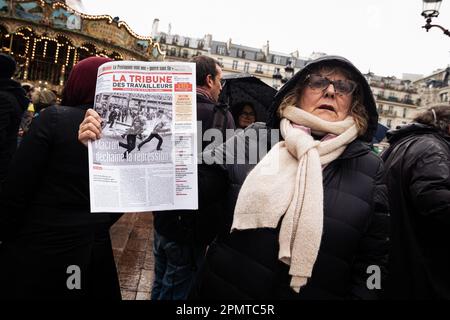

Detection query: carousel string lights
xmin=1 ymin=0 xmax=165 ymax=92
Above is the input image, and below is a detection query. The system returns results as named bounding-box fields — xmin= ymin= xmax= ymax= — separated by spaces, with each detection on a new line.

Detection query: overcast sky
xmin=79 ymin=0 xmax=450 ymax=79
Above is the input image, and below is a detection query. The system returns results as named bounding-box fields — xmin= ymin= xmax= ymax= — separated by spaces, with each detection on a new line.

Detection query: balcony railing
xmin=376 ymin=95 xmax=417 ymax=105
xmin=401 ymin=98 xmax=415 ymax=105
xmin=379 ymin=109 xmax=397 ymax=117
xmin=387 ymin=96 xmax=399 ymax=102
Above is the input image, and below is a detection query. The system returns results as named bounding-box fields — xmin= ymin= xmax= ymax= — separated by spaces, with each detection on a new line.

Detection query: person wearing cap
xmin=0 ymin=53 xmax=29 ymax=183
xmin=188 ymin=55 xmax=389 ymax=300
xmin=382 ymin=106 xmax=450 ymax=299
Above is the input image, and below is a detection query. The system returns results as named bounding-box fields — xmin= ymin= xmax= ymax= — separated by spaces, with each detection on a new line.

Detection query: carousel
xmin=0 ymin=0 xmax=165 ymax=94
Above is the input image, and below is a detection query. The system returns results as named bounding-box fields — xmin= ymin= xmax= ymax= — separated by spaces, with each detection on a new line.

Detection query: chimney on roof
xmin=151 ymin=19 xmax=159 ymax=38
xmin=204 ymin=34 xmax=212 ymax=49
xmin=262 ymin=40 xmax=269 ymax=58
xmin=227 ymin=38 xmax=232 ymax=52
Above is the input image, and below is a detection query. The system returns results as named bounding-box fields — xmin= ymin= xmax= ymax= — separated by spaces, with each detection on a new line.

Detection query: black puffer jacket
xmin=382 ymin=123 xmax=450 ymax=299
xmin=0 ymin=105 xmax=122 ymax=299
xmin=0 ymin=79 xmax=29 ymax=182
xmin=190 ymin=56 xmax=389 ymax=300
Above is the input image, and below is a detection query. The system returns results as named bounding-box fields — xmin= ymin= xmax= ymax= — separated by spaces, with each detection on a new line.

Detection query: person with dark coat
xmin=189 ymin=55 xmax=389 ymax=300
xmin=0 ymin=57 xmax=122 ymax=300
xmin=78 ymin=55 xmax=235 ymax=300
xmin=149 ymin=55 xmax=235 ymax=300
xmin=0 ymin=53 xmax=29 ymax=183
xmin=382 ymin=106 xmax=450 ymax=299
xmin=107 ymin=107 xmax=118 ymax=128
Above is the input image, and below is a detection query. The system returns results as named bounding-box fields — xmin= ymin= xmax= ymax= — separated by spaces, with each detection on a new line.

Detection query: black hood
xmin=267 ymin=55 xmax=378 ymax=142
xmin=386 ymin=123 xmax=448 ymax=145
xmin=0 ymin=78 xmax=29 ymax=111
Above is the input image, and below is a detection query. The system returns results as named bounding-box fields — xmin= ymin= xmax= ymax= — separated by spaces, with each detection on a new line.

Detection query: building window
xmin=232 ymin=60 xmax=238 ymax=70
xmin=184 ymin=38 xmax=190 ymax=47
xmin=273 ymin=56 xmax=282 ymax=64
xmin=182 ymin=49 xmax=189 ymax=59
xmin=256 ymin=64 xmax=263 ymax=73
xmin=273 ymin=67 xmax=281 ymax=76
xmin=244 ymin=62 xmax=250 ymax=73
xmin=403 ymin=108 xmax=407 ymax=118
xmin=217 ymin=46 xmax=226 ymax=55
xmin=440 ymin=92 xmax=449 ymax=102
xmin=387 ymin=119 xmax=392 ymax=128
xmin=170 ymin=47 xmax=176 ymax=56
xmin=377 ymin=104 xmax=383 ymax=113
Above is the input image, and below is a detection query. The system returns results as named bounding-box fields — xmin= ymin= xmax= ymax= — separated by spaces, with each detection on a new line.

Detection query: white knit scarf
xmin=231 ymin=105 xmax=358 ymax=293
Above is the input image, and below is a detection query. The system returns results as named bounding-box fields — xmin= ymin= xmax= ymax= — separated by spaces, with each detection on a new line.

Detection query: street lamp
xmin=281 ymin=60 xmax=295 ymax=84
xmin=272 ymin=67 xmax=282 ymax=89
xmin=421 ymin=0 xmax=450 ymax=37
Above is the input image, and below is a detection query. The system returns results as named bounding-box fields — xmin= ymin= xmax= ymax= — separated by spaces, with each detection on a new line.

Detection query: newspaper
xmin=88 ymin=61 xmax=198 ymax=213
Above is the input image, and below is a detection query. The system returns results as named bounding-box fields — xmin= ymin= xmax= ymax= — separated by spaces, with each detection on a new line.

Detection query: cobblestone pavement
xmin=110 ymin=213 xmax=154 ymax=300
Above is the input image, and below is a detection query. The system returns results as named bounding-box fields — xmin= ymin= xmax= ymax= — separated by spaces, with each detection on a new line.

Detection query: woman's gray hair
xmin=414 ymin=105 xmax=450 ymax=136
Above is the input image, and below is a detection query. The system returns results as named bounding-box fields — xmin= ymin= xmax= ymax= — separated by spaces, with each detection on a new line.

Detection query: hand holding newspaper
xmin=88 ymin=61 xmax=198 ymax=212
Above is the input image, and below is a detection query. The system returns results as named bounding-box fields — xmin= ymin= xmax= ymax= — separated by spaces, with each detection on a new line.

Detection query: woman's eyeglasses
xmin=240 ymin=111 xmax=255 ymax=117
xmin=306 ymin=74 xmax=357 ymax=96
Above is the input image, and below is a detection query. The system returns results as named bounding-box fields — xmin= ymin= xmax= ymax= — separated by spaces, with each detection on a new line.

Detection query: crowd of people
xmin=0 ymin=51 xmax=449 ymax=300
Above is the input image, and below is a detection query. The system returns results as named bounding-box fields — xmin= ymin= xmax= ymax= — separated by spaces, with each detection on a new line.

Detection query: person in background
xmin=382 ymin=105 xmax=450 ymax=299
xmin=17 ymin=84 xmax=36 ymax=146
xmin=0 ymin=53 xmax=29 ymax=184
xmin=31 ymin=87 xmax=57 ymax=115
xmin=18 ymin=88 xmax=58 ymax=142
xmin=233 ymin=101 xmax=257 ymax=129
xmin=0 ymin=57 xmax=122 ymax=300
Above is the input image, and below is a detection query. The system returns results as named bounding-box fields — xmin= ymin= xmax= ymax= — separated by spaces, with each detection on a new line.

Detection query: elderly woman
xmin=190 ymin=55 xmax=389 ymax=300
xmin=0 ymin=57 xmax=122 ymax=300
xmin=78 ymin=55 xmax=389 ymax=300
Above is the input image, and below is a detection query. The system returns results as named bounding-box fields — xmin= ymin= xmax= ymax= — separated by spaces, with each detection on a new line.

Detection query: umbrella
xmin=219 ymin=73 xmax=277 ymax=124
